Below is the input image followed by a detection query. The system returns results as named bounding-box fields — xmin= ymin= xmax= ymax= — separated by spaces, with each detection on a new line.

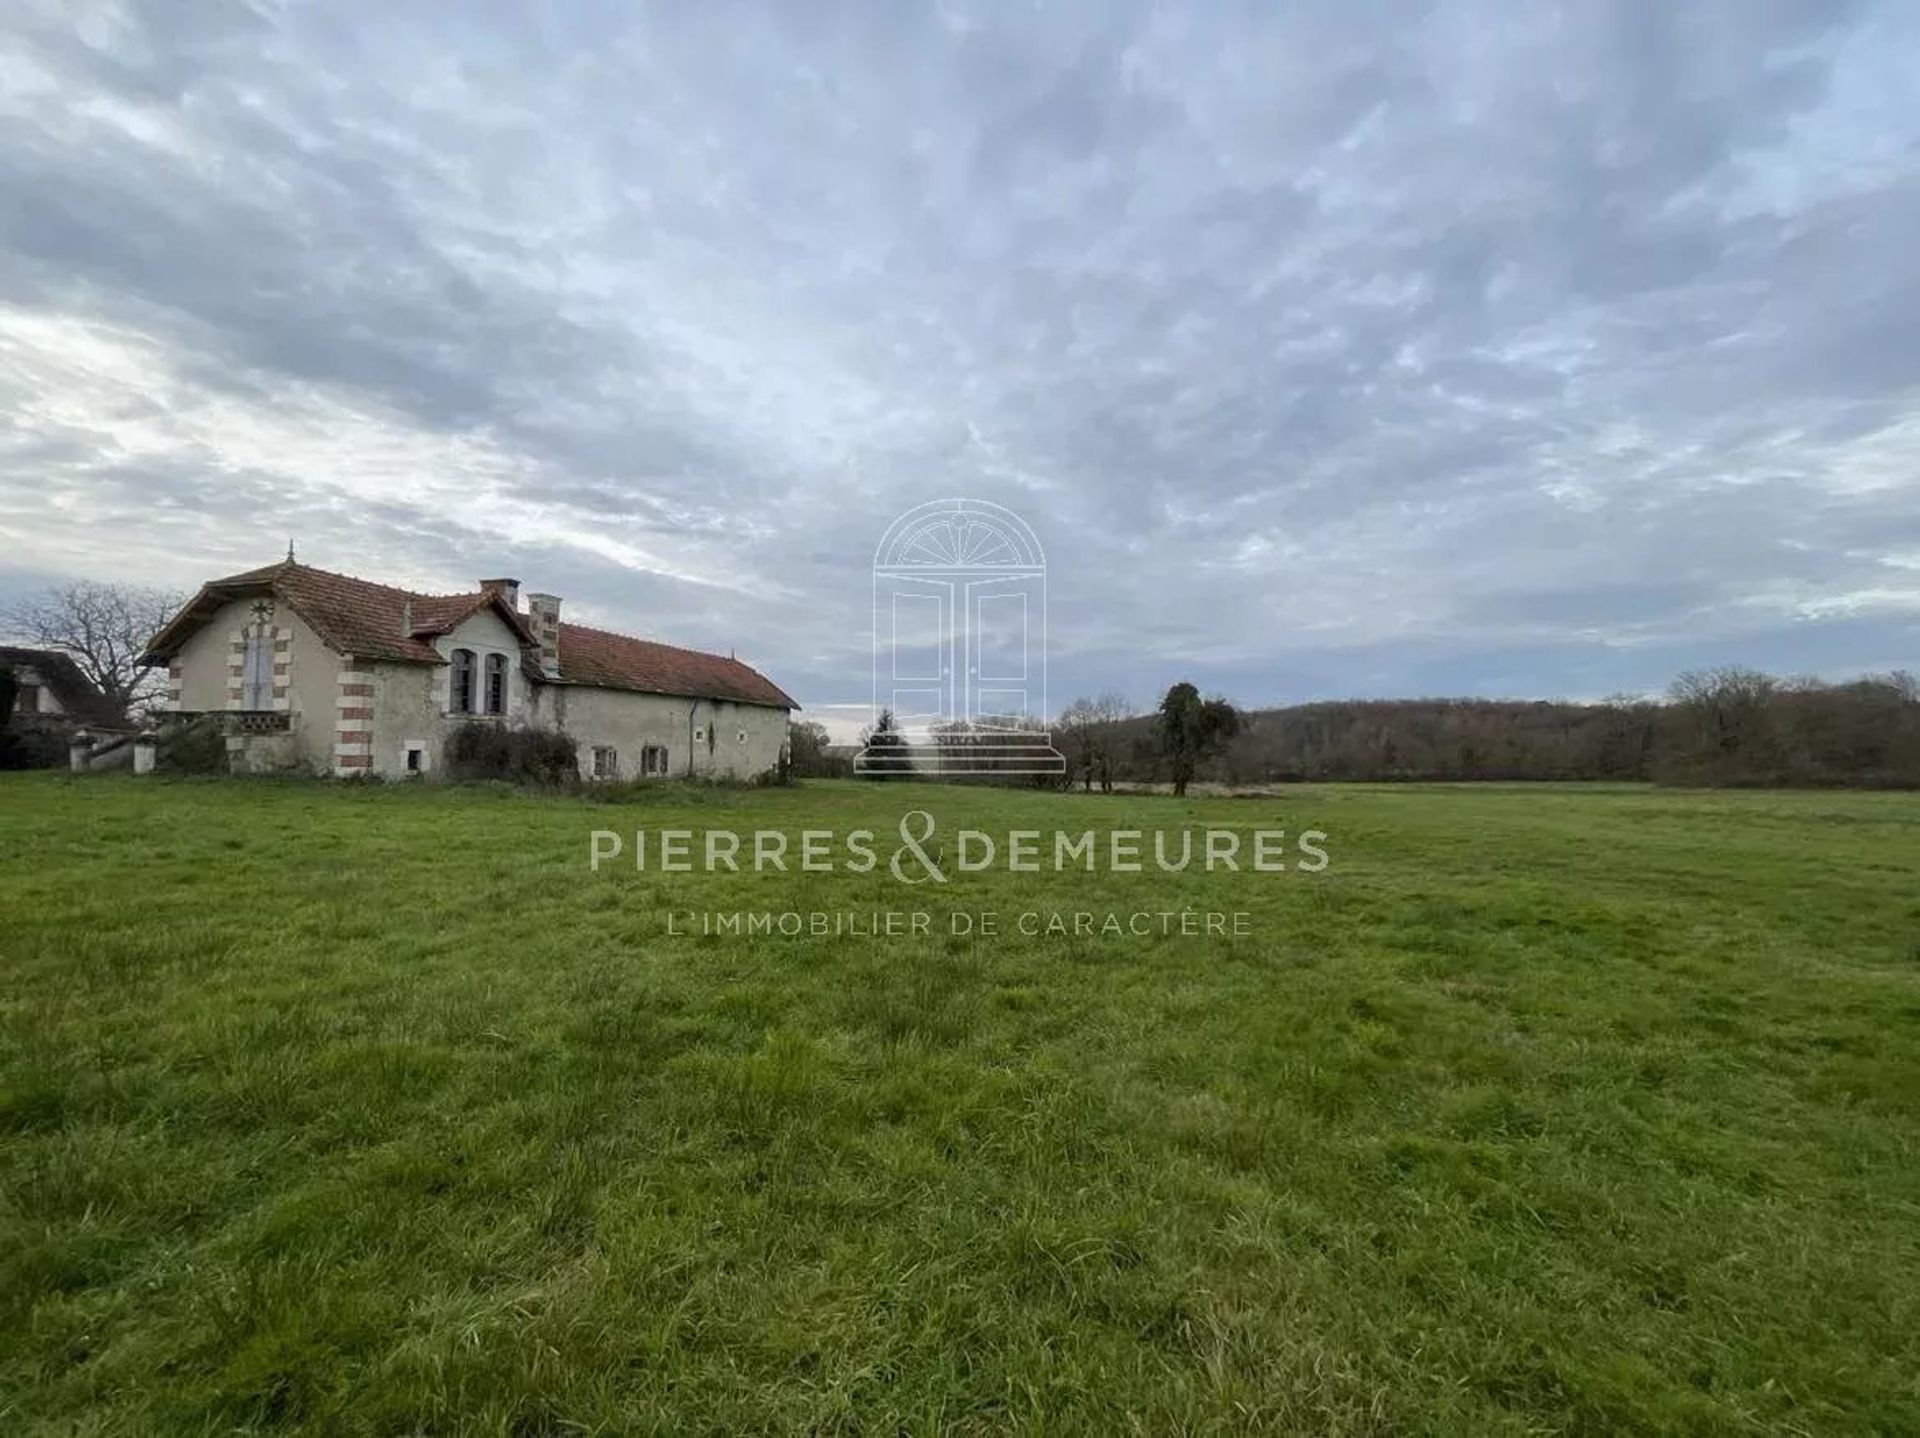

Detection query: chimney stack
xmin=526 ymin=592 xmax=562 ymax=676
xmin=479 ymin=577 xmax=521 ymax=612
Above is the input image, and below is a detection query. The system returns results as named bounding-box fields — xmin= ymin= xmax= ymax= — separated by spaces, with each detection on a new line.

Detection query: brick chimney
xmin=526 ymin=592 xmax=562 ymax=676
xmin=479 ymin=577 xmax=521 ymax=612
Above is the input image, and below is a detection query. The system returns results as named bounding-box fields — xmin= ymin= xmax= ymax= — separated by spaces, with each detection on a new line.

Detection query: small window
xmin=450 ymin=649 xmax=476 ymax=714
xmin=736 ymin=729 xmax=748 ymax=744
xmin=641 ymin=744 xmax=669 ymax=776
xmin=592 ymin=745 xmax=618 ymax=780
xmin=484 ymin=653 xmax=507 ymax=715
xmin=403 ymin=742 xmax=427 ymax=774
xmin=693 ymin=726 xmax=705 ymax=742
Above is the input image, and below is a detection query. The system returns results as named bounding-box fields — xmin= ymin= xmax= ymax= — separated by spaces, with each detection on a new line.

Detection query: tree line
xmin=798 ymin=666 xmax=1920 ymax=790
xmin=1092 ymin=667 xmax=1920 ymax=789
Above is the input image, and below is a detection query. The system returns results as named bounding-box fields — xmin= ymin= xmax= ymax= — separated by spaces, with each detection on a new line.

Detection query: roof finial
xmin=286 ymin=537 xmax=297 ymax=564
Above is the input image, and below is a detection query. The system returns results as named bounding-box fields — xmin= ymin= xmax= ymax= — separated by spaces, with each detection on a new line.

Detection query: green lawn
xmin=2 ymin=774 xmax=1917 ymax=1433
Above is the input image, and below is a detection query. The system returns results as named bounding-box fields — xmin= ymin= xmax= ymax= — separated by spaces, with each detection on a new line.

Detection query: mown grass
xmin=1 ymin=773 xmax=1917 ymax=1434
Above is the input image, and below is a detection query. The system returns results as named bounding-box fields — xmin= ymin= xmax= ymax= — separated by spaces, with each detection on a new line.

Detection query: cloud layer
xmin=3 ymin=0 xmax=1918 ymax=730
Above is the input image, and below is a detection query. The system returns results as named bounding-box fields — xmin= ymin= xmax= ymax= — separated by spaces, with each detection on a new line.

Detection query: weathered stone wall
xmin=528 ymin=685 xmax=788 ymax=782
xmin=353 ymin=662 xmax=439 ymax=777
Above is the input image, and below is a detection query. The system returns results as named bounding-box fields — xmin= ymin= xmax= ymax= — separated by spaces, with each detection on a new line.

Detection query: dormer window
xmin=450 ymin=648 xmax=476 ymax=714
xmin=484 ymin=653 xmax=507 ymax=715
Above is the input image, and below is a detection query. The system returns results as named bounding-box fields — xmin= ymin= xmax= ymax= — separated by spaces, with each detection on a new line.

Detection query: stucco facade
xmin=170 ymin=596 xmax=340 ymax=773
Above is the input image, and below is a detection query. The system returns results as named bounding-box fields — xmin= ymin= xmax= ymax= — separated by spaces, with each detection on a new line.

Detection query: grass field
xmin=2 ymin=773 xmax=1917 ymax=1433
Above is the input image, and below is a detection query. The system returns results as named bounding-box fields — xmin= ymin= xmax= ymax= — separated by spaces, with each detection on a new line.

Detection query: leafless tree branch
xmin=2 ymin=580 xmax=183 ymax=722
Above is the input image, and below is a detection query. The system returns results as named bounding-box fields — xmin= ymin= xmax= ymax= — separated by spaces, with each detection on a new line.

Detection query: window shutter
xmin=243 ymin=633 xmax=273 ymax=709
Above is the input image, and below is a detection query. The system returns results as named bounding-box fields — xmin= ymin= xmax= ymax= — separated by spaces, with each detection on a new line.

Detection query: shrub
xmin=157 ymin=721 xmax=231 ymax=775
xmin=446 ymin=722 xmax=579 ymax=786
xmin=786 ymin=719 xmax=848 ymax=778
xmin=0 ymin=721 xmax=67 ymax=771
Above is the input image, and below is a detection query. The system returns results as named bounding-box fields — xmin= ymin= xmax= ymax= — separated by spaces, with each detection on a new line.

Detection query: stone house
xmin=140 ymin=560 xmax=796 ymax=779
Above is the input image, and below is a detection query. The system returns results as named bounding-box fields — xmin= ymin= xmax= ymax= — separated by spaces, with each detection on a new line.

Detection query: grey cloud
xmin=2 ymin=0 xmax=1917 ymax=721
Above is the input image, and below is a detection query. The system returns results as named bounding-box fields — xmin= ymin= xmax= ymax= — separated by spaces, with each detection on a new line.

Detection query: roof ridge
xmin=558 ymin=617 xmax=754 ymax=667
xmin=214 ymin=559 xmax=481 ymax=604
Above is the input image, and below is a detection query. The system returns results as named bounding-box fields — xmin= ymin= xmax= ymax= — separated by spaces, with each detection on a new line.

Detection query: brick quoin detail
xmin=333 ymin=665 xmax=375 ymax=776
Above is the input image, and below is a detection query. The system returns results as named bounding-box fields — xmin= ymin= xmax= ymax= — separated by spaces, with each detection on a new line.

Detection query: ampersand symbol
xmin=890 ymin=809 xmax=947 ymax=884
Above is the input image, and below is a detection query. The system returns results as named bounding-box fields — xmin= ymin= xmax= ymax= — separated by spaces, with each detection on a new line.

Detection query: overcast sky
xmin=3 ymin=1 xmax=1917 ymax=735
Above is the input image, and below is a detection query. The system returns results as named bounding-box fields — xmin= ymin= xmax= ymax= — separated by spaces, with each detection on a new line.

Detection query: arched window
xmin=484 ymin=653 xmax=507 ymax=715
xmin=450 ymin=648 xmax=475 ymax=714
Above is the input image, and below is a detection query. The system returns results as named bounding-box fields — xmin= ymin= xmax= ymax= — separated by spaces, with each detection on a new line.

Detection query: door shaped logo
xmin=856 ymin=498 xmax=1066 ymax=775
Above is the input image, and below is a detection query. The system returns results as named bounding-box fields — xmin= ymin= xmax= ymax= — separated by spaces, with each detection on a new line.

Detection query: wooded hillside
xmin=1089 ymin=668 xmax=1920 ymax=788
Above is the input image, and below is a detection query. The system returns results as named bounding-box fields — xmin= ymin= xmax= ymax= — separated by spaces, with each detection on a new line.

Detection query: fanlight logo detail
xmin=855 ymin=498 xmax=1068 ymax=777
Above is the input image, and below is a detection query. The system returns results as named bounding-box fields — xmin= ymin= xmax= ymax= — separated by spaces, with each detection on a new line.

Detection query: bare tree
xmin=1058 ymin=691 xmax=1133 ymax=792
xmin=1058 ymin=697 xmax=1100 ymax=791
xmin=1665 ymin=666 xmax=1780 ymax=780
xmin=3 ymin=580 xmax=183 ymax=722
xmin=1086 ymin=690 xmax=1132 ymax=793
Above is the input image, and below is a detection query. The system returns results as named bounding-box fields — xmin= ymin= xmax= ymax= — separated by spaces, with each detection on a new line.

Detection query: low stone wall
xmin=227 ymin=729 xmax=305 ymax=775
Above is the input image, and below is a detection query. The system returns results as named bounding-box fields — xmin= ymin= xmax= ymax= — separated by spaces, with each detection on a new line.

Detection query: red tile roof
xmin=142 ymin=561 xmax=796 ymax=709
xmin=144 ymin=560 xmax=503 ymax=664
xmin=407 ymin=592 xmax=499 ymax=639
xmin=556 ymin=621 xmax=796 ymax=709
